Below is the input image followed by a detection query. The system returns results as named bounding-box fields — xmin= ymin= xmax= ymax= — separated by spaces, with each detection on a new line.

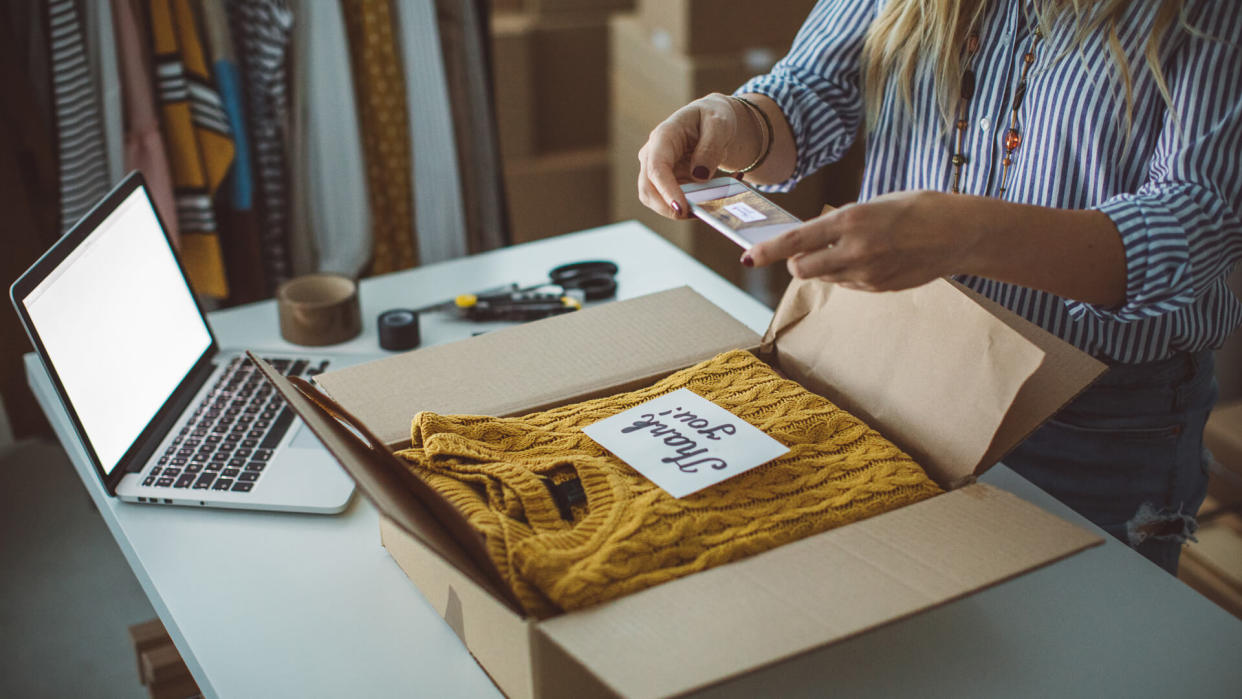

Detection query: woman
xmin=637 ymin=0 xmax=1242 ymax=573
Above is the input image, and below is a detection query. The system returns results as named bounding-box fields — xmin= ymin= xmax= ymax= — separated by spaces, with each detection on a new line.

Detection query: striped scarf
xmin=227 ymin=0 xmax=294 ymax=292
xmin=46 ymin=0 xmax=111 ymax=233
xmin=148 ymin=0 xmax=235 ymax=298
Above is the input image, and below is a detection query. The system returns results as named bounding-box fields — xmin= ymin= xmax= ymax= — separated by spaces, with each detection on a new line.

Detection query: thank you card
xmin=583 ymin=388 xmax=789 ymax=498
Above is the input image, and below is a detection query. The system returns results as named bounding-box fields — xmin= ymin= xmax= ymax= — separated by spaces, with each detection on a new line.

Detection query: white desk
xmin=27 ymin=223 xmax=1242 ymax=697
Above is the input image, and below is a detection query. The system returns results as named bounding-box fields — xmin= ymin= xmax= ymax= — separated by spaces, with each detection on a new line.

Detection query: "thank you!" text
xmin=583 ymin=388 xmax=789 ymax=498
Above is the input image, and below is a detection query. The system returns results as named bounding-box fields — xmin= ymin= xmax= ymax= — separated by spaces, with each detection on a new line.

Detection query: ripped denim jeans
xmin=1004 ymin=350 xmax=1217 ymax=575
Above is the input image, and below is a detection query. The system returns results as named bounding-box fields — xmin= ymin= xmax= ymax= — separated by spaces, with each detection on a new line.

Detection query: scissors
xmin=546 ymin=260 xmax=618 ymax=301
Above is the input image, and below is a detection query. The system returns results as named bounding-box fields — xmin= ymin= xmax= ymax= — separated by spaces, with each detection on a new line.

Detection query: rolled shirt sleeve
xmin=735 ymin=0 xmax=875 ymax=191
xmin=1070 ymin=2 xmax=1242 ymax=323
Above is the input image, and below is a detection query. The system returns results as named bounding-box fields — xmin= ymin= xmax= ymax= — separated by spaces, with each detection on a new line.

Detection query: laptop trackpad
xmin=288 ymin=422 xmax=323 ymax=450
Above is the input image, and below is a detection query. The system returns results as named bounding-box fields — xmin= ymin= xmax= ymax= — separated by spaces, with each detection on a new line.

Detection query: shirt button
xmin=979 ymin=117 xmax=992 ymax=131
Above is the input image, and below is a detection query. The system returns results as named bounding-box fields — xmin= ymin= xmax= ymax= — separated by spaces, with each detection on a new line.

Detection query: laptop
xmin=11 ymin=173 xmax=355 ymax=514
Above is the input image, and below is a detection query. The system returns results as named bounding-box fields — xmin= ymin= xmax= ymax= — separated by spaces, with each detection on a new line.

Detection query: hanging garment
xmin=431 ymin=0 xmax=507 ymax=253
xmin=112 ymin=0 xmax=180 ymax=246
xmin=82 ymin=0 xmax=124 ymax=185
xmin=289 ymin=0 xmax=371 ymax=278
xmin=286 ymin=50 xmax=316 ymax=278
xmin=45 ymin=0 xmax=112 ymax=232
xmin=198 ymin=0 xmax=253 ymax=211
xmin=393 ymin=0 xmax=467 ymax=265
xmin=19 ymin=0 xmax=55 ymax=119
xmin=2 ymin=0 xmax=59 ymax=242
xmin=227 ymin=0 xmax=294 ymax=292
xmin=286 ymin=0 xmax=319 ymax=277
xmin=148 ymin=0 xmax=236 ymax=299
xmin=340 ymin=0 xmax=419 ymax=274
xmin=396 ymin=350 xmax=943 ymax=618
xmin=199 ymin=0 xmax=268 ymax=304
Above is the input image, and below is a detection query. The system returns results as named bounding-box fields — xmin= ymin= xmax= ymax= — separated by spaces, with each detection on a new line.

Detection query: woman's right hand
xmin=637 ymin=93 xmax=759 ymax=220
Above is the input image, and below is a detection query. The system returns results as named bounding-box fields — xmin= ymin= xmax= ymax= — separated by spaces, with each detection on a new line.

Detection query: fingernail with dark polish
xmin=693 ymin=165 xmax=710 ymax=180
xmin=670 ymin=200 xmax=683 ymax=217
xmin=741 ymin=253 xmax=754 ymax=267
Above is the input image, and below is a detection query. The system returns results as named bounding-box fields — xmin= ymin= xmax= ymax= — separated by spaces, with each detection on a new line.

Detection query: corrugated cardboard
xmin=146 ymin=674 xmax=200 ymax=699
xmin=532 ymin=16 xmax=609 ymax=152
xmin=492 ymin=13 xmax=536 ymax=158
xmin=312 ymin=288 xmax=758 ymax=447
xmin=1205 ymin=401 xmax=1242 ymax=505
xmin=1179 ymin=498 xmax=1242 ymax=620
xmin=377 ymin=481 xmax=1097 ymax=699
xmin=636 ymin=0 xmax=815 ymax=55
xmin=252 ymin=281 xmax=1108 ymax=698
xmin=140 ymin=643 xmax=191 ymax=685
xmin=1193 ymin=522 xmax=1242 ymax=584
xmin=611 ymin=15 xmax=773 ymax=129
xmin=1179 ymin=552 xmax=1242 ymax=620
xmin=491 ymin=12 xmax=611 ymax=157
xmin=505 ymin=148 xmax=610 ymax=243
xmin=128 ymin=618 xmax=170 ymax=680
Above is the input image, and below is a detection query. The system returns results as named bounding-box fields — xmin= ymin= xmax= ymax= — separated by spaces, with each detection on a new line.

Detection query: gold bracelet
xmin=719 ymin=95 xmax=774 ymax=177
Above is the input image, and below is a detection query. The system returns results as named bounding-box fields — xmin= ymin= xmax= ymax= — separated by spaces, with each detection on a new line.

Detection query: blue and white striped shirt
xmin=739 ymin=0 xmax=1242 ymax=363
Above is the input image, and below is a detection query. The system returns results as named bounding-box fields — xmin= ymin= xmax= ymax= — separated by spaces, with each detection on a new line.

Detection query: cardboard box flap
xmin=247 ymin=353 xmax=525 ymax=615
xmin=950 ymin=282 xmax=1110 ymax=473
xmin=761 ymin=278 xmax=1105 ymax=487
xmin=315 ymin=287 xmax=764 ymax=447
xmin=534 ymin=483 xmax=1104 ymax=699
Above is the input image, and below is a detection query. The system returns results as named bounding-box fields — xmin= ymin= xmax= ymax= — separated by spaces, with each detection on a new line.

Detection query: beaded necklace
xmin=949 ymin=16 xmax=1044 ymax=195
xmin=950 ymin=32 xmax=982 ymax=194
xmin=998 ymin=27 xmax=1043 ymax=195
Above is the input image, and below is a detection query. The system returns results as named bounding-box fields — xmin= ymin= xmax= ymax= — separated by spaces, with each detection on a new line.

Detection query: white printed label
xmin=582 ymin=388 xmax=790 ymax=498
xmin=722 ymin=201 xmax=767 ymax=222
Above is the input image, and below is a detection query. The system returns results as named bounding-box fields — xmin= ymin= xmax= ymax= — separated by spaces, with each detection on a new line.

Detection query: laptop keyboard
xmin=141 ymin=356 xmax=328 ymax=494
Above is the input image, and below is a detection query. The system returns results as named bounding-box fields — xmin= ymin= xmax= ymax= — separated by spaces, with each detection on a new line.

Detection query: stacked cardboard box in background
xmin=491 ymin=0 xmax=865 ymax=303
xmin=1179 ymin=499 xmax=1242 ymax=621
xmin=1179 ymin=401 xmax=1242 ymax=621
xmin=491 ymin=0 xmax=631 ymax=244
xmin=610 ymin=1 xmax=864 ymax=301
xmin=128 ymin=619 xmax=201 ymax=699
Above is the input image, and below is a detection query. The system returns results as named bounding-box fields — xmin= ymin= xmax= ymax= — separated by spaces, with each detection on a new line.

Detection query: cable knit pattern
xmin=396 ymin=350 xmax=943 ymax=618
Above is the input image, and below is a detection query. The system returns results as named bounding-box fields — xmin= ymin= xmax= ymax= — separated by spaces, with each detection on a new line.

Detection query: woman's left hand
xmin=744 ymin=190 xmax=982 ymax=292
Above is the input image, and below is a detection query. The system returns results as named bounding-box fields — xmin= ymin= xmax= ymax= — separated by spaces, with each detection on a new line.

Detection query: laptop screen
xmin=21 ymin=188 xmax=212 ymax=475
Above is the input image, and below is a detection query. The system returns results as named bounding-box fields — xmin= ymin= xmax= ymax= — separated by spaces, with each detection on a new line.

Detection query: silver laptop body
xmin=11 ymin=173 xmax=354 ymax=514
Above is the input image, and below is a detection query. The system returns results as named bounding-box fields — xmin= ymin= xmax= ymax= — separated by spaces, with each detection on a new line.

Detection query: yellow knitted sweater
xmin=396 ymin=350 xmax=942 ymax=618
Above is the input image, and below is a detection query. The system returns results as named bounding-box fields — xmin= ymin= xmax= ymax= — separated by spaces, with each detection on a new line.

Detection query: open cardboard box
xmin=251 ymin=278 xmax=1109 ymax=698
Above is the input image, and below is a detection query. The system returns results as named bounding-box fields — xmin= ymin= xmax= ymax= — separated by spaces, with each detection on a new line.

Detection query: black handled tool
xmin=413 ymin=260 xmax=619 ymax=322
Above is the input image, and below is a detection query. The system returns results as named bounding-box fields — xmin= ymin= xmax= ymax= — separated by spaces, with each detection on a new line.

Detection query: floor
xmin=0 ymin=438 xmax=155 ymax=698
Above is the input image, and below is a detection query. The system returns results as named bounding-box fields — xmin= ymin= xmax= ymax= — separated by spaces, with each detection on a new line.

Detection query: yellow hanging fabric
xmin=396 ymin=350 xmax=943 ymax=618
xmin=339 ymin=0 xmax=419 ymax=274
xmin=147 ymin=0 xmax=235 ymax=298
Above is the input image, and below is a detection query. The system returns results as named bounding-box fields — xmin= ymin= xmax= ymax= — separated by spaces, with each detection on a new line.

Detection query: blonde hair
xmin=860 ymin=0 xmax=1188 ymax=135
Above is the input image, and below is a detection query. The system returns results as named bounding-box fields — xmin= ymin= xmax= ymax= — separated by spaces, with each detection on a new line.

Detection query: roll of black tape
xmin=378 ymin=309 xmax=421 ymax=351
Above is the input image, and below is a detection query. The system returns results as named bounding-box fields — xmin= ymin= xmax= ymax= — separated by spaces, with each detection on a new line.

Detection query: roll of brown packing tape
xmin=276 ymin=274 xmax=362 ymax=346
